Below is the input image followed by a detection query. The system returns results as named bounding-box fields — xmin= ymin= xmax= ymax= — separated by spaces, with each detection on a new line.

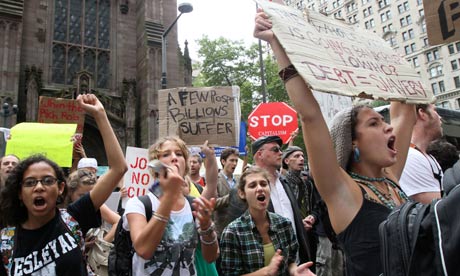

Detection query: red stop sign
xmin=248 ymin=102 xmax=298 ymax=144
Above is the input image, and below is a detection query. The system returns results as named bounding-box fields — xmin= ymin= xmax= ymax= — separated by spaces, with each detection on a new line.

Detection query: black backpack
xmin=108 ymin=195 xmax=152 ymax=276
xmin=108 ymin=195 xmax=196 ymax=276
xmin=379 ymin=184 xmax=460 ymax=276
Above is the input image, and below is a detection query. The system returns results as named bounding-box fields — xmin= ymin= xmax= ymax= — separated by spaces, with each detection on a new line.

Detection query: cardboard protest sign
xmin=123 ymin=146 xmax=154 ymax=207
xmin=158 ymin=86 xmax=241 ymax=146
xmin=5 ymin=123 xmax=76 ymax=167
xmin=38 ymin=96 xmax=85 ymax=133
xmin=256 ymin=0 xmax=434 ymax=103
xmin=425 ymin=0 xmax=460 ymax=45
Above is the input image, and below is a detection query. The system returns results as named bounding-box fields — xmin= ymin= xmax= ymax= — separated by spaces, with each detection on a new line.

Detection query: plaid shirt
xmin=219 ymin=210 xmax=298 ymax=276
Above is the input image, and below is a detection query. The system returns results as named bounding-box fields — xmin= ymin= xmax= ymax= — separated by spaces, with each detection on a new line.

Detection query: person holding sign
xmin=0 ymin=94 xmax=128 ymax=275
xmin=253 ymin=10 xmax=415 ymax=276
xmin=220 ymin=166 xmax=315 ymax=276
xmin=124 ymin=136 xmax=219 ymax=276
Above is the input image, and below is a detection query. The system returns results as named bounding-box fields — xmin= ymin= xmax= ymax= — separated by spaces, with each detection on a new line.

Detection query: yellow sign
xmin=6 ymin=123 xmax=77 ymax=167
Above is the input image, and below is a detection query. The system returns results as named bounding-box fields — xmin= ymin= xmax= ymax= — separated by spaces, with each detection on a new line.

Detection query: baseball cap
xmin=77 ymin=158 xmax=98 ymax=170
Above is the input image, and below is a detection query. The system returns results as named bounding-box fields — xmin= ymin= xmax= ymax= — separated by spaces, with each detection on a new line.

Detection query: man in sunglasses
xmin=252 ymin=136 xmax=313 ymax=267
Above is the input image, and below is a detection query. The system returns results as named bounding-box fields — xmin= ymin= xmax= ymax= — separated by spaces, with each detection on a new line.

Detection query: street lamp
xmin=161 ymin=2 xmax=193 ymax=89
xmin=1 ymin=103 xmax=18 ymax=128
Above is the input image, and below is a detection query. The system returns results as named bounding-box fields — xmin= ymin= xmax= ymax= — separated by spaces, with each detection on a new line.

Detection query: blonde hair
xmin=148 ymin=136 xmax=190 ymax=176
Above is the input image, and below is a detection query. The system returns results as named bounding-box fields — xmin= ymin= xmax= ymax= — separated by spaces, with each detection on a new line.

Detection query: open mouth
xmin=387 ymin=136 xmax=396 ymax=151
xmin=257 ymin=194 xmax=266 ymax=202
xmin=34 ymin=197 xmax=46 ymax=206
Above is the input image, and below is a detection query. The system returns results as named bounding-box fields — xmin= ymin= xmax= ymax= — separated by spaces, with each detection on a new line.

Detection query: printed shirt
xmin=123 ymin=192 xmax=198 ymax=276
xmin=219 ymin=210 xmax=298 ymax=276
xmin=1 ymin=193 xmax=100 ymax=276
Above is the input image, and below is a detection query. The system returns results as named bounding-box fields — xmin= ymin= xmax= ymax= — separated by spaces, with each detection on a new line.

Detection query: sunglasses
xmin=262 ymin=146 xmax=282 ymax=153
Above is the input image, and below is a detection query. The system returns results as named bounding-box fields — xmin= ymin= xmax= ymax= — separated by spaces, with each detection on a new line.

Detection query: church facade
xmin=0 ymin=0 xmax=192 ymax=163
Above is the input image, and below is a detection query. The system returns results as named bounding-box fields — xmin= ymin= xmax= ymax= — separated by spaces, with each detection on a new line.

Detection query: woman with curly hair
xmin=0 ymin=94 xmax=127 ymax=276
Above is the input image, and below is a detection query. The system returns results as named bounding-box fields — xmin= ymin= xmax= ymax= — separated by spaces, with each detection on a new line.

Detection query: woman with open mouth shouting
xmin=220 ymin=166 xmax=315 ymax=276
xmin=0 ymin=94 xmax=128 ymax=276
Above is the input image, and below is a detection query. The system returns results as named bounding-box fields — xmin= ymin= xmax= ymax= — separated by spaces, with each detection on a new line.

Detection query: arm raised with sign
xmin=254 ymin=9 xmax=415 ymax=266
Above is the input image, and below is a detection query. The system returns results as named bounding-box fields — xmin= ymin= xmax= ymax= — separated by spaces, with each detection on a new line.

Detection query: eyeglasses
xmin=262 ymin=146 xmax=282 ymax=153
xmin=22 ymin=176 xmax=58 ymax=188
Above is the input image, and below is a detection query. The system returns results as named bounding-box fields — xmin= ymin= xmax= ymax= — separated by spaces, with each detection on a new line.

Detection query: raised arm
xmin=201 ymin=141 xmax=218 ymax=200
xmin=254 ymin=11 xmax=359 ymax=233
xmin=77 ymin=94 xmax=128 ymax=210
xmin=387 ymin=102 xmax=416 ymax=180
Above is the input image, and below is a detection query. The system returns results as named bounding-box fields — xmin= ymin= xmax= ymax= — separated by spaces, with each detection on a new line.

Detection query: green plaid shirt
xmin=219 ymin=210 xmax=298 ymax=275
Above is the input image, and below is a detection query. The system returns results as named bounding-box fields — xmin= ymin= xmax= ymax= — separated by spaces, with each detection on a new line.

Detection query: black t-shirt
xmin=6 ymin=193 xmax=100 ymax=276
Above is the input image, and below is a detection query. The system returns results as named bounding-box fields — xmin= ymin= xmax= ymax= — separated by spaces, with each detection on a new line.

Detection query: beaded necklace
xmin=348 ymin=171 xmax=409 ymax=210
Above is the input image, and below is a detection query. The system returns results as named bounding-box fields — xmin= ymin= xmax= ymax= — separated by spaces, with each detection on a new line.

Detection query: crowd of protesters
xmin=0 ymin=8 xmax=459 ymax=276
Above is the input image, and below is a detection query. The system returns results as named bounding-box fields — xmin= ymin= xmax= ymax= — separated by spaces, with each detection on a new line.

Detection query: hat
xmin=282 ymin=146 xmax=303 ymax=170
xmin=329 ymin=107 xmax=353 ymax=170
xmin=252 ymin=136 xmax=283 ymax=154
xmin=77 ymin=158 xmax=98 ymax=170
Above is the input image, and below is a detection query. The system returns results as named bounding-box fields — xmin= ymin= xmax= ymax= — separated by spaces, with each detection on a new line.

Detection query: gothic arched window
xmin=52 ymin=0 xmax=110 ymax=88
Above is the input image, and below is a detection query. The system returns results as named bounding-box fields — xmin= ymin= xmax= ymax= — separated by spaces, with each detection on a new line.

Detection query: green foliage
xmin=370 ymin=100 xmax=390 ymax=107
xmin=194 ymin=35 xmax=303 ymax=162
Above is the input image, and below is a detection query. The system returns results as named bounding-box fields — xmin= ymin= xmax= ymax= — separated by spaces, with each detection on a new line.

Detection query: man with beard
xmin=253 ymin=136 xmax=313 ymax=266
xmin=0 ymin=154 xmax=19 ymax=188
xmin=400 ymin=104 xmax=444 ymax=203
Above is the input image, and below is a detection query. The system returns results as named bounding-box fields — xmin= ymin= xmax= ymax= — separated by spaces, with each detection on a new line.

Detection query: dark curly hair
xmin=0 ymin=155 xmax=67 ymax=227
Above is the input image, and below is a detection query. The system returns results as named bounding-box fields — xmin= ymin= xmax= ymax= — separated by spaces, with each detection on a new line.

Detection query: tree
xmin=194 ymin=35 xmax=290 ymax=119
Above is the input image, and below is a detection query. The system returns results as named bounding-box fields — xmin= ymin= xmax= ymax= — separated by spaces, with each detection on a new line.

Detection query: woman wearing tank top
xmin=254 ymin=10 xmax=415 ymax=275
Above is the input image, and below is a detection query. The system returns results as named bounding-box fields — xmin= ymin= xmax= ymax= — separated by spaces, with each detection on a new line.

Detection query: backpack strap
xmin=138 ymin=195 xmax=152 ymax=221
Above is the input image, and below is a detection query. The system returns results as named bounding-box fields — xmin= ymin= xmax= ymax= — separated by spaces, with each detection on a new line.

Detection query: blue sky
xmin=178 ymin=0 xmax=257 ymax=61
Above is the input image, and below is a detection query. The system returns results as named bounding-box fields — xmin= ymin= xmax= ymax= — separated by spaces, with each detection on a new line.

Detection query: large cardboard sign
xmin=425 ymin=0 xmax=460 ymax=45
xmin=38 ymin=96 xmax=85 ymax=133
xmin=158 ymin=86 xmax=241 ymax=146
xmin=123 ymin=146 xmax=154 ymax=206
xmin=256 ymin=0 xmax=434 ymax=103
xmin=5 ymin=123 xmax=76 ymax=167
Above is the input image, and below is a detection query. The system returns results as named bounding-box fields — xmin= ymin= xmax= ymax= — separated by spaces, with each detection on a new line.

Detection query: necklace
xmin=348 ymin=172 xmax=409 ymax=210
xmin=348 ymin=171 xmax=386 ymax=182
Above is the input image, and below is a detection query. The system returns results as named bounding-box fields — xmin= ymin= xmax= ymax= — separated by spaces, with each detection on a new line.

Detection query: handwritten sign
xmin=158 ymin=86 xmax=241 ymax=146
xmin=38 ymin=96 xmax=85 ymax=133
xmin=425 ymin=0 xmax=460 ymax=45
xmin=5 ymin=123 xmax=76 ymax=167
xmin=123 ymin=146 xmax=153 ymax=206
xmin=256 ymin=0 xmax=434 ymax=103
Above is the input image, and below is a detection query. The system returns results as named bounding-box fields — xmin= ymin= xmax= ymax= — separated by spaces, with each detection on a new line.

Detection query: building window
xmin=431 ymin=83 xmax=439 ymax=94
xmin=365 ymin=19 xmax=375 ymax=29
xmin=362 ymin=0 xmax=370 ymax=4
xmin=452 ymin=60 xmax=459 ymax=70
xmin=421 ymin=21 xmax=426 ymax=33
xmin=426 ymin=49 xmax=440 ymax=62
xmin=363 ymin=6 xmax=372 ymax=17
xmin=419 ymin=9 xmax=424 ymax=17
xmin=423 ymin=37 xmax=429 ymax=46
xmin=403 ymin=31 xmax=409 ymax=41
xmin=400 ymin=15 xmax=412 ymax=27
xmin=439 ymin=81 xmax=445 ymax=92
xmin=438 ymin=101 xmax=450 ymax=109
xmin=456 ymin=42 xmax=460 ymax=52
xmin=429 ymin=65 xmax=443 ymax=78
xmin=378 ymin=0 xmax=390 ymax=9
xmin=413 ymin=57 xmax=419 ymax=67
xmin=455 ymin=76 xmax=460 ymax=88
xmin=449 ymin=44 xmax=455 ymax=54
xmin=457 ymin=99 xmax=460 ymax=109
xmin=52 ymin=0 xmax=111 ymax=88
xmin=398 ymin=1 xmax=409 ymax=14
xmin=417 ymin=0 xmax=423 ymax=5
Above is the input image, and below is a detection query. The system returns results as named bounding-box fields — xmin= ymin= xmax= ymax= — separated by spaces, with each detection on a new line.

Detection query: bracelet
xmin=197 ymin=222 xmax=215 ymax=236
xmin=200 ymin=233 xmax=217 ymax=246
xmin=152 ymin=213 xmax=169 ymax=223
xmin=278 ymin=64 xmax=299 ymax=83
xmin=153 ymin=212 xmax=169 ymax=221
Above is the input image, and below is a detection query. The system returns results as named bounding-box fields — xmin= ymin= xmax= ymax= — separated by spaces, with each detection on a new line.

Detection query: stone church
xmin=0 ymin=0 xmax=192 ymax=164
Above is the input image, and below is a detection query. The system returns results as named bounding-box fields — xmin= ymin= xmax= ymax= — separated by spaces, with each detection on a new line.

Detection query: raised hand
xmin=254 ymin=9 xmax=275 ymax=43
xmin=192 ymin=196 xmax=216 ymax=230
xmin=76 ymin=93 xmax=105 ymax=117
